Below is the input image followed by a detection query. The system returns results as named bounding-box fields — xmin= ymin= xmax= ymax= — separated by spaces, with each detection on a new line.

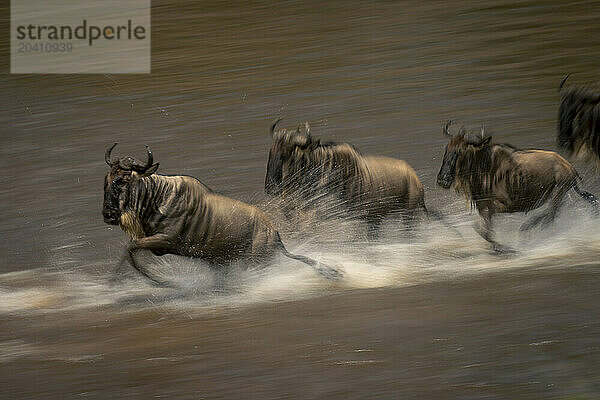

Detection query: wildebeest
xmin=102 ymin=144 xmax=342 ymax=285
xmin=265 ymin=119 xmax=449 ymax=237
xmin=437 ymin=120 xmax=599 ymax=253
xmin=557 ymin=75 xmax=600 ymax=166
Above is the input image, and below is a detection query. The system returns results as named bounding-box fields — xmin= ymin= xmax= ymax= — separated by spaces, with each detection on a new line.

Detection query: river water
xmin=2 ymin=1 xmax=600 ymax=398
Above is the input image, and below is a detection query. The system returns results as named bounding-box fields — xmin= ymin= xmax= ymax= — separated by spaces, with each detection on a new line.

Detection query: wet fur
xmin=558 ymin=84 xmax=600 ymax=168
xmin=439 ymin=132 xmax=598 ymax=252
xmin=106 ymin=173 xmax=341 ymax=284
xmin=453 ymin=144 xmax=560 ymax=213
xmin=267 ymin=126 xmax=426 ymax=233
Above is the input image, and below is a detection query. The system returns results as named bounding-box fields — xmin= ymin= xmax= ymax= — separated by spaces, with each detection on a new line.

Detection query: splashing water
xmin=1 ymin=197 xmax=598 ymax=318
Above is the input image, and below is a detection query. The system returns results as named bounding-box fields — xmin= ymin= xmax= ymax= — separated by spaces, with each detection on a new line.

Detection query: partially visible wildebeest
xmin=265 ymin=118 xmax=450 ymax=238
xmin=437 ymin=120 xmax=598 ymax=253
xmin=557 ymin=75 xmax=600 ymax=166
xmin=102 ymin=144 xmax=342 ymax=285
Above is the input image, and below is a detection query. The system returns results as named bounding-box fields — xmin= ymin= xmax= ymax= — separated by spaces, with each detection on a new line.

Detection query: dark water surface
xmin=2 ymin=1 xmax=600 ymax=398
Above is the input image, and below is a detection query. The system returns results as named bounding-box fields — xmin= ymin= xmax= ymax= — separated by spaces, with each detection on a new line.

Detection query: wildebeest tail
xmin=422 ymin=203 xmax=463 ymax=237
xmin=572 ymin=183 xmax=600 ymax=214
xmin=277 ymin=241 xmax=343 ymax=281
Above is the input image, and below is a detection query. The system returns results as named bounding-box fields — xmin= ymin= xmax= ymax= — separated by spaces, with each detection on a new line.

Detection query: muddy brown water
xmin=2 ymin=1 xmax=600 ymax=399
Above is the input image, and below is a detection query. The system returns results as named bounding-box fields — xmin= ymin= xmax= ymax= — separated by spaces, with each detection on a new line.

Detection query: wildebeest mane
xmin=454 ymin=142 xmax=526 ymax=207
xmin=288 ymin=139 xmax=364 ymax=193
xmin=558 ymin=84 xmax=600 ymax=161
xmin=124 ymin=174 xmax=212 ymax=235
xmin=150 ymin=173 xmax=215 ymax=192
xmin=275 ymin=138 xmax=369 ymax=217
xmin=317 ymin=139 xmax=362 ymax=154
xmin=454 ymin=142 xmax=493 ymax=203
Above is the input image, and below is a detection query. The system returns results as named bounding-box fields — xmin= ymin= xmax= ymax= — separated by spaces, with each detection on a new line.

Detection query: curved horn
xmin=105 ymin=143 xmax=118 ymax=166
xmin=129 ymin=145 xmax=153 ymax=171
xmin=305 ymin=121 xmax=311 ymax=137
xmin=270 ymin=117 xmax=283 ymax=137
xmin=443 ymin=120 xmax=454 ymax=136
xmin=144 ymin=145 xmax=153 ymax=169
xmin=559 ymin=74 xmax=570 ymax=91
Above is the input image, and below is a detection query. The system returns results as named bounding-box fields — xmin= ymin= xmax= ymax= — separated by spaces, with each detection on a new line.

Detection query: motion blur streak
xmin=1 ymin=1 xmax=599 ymax=398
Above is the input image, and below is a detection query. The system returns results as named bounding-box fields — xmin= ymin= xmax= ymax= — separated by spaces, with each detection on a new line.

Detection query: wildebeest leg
xmin=475 ymin=207 xmax=513 ymax=253
xmin=125 ymin=234 xmax=175 ymax=286
xmin=422 ymin=205 xmax=463 ymax=238
xmin=401 ymin=211 xmax=420 ymax=240
xmin=519 ymin=213 xmax=546 ymax=233
xmin=473 ymin=206 xmax=494 ymax=242
xmin=520 ymin=188 xmax=566 ymax=232
xmin=540 ymin=188 xmax=567 ymax=228
xmin=282 ymin=203 xmax=297 ymax=221
xmin=366 ymin=215 xmax=384 ymax=240
xmin=109 ymin=255 xmax=131 ymax=285
xmin=210 ymin=263 xmax=230 ymax=294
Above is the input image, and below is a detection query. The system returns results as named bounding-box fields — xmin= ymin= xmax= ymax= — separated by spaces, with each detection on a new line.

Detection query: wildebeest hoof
xmin=472 ymin=222 xmax=486 ymax=237
xmin=316 ymin=263 xmax=344 ymax=281
xmin=519 ymin=223 xmax=533 ymax=232
xmin=491 ymin=243 xmax=516 ymax=255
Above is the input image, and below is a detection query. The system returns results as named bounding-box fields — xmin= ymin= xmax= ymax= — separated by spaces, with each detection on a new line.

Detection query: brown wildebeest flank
xmin=437 ymin=120 xmax=598 ymax=253
xmin=102 ymin=144 xmax=342 ymax=285
xmin=265 ymin=118 xmax=458 ymax=238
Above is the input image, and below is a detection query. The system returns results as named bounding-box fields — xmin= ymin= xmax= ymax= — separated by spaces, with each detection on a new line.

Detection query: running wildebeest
xmin=265 ymin=118 xmax=453 ymax=238
xmin=557 ymin=75 xmax=600 ymax=166
xmin=437 ymin=120 xmax=599 ymax=253
xmin=102 ymin=144 xmax=342 ymax=285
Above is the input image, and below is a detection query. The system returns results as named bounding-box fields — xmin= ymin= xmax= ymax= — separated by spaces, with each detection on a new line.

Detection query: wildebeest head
xmin=102 ymin=143 xmax=159 ymax=225
xmin=437 ymin=120 xmax=491 ymax=189
xmin=265 ymin=118 xmax=312 ymax=195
